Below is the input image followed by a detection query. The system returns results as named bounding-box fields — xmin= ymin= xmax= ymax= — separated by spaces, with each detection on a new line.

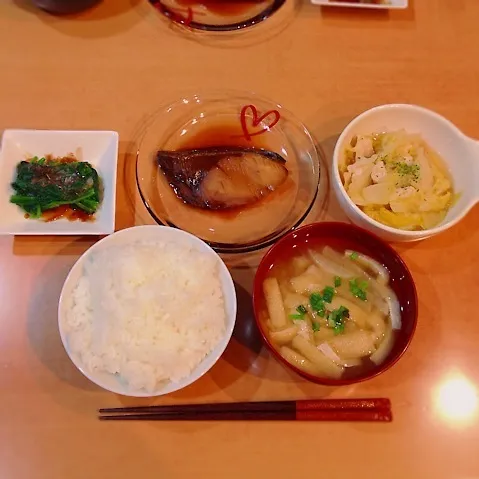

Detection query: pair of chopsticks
xmin=99 ymin=398 xmax=392 ymax=422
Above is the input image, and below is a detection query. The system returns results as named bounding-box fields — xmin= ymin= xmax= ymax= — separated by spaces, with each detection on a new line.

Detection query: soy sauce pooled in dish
xmin=152 ymin=119 xmax=299 ymax=245
xmin=157 ymin=122 xmax=290 ymax=213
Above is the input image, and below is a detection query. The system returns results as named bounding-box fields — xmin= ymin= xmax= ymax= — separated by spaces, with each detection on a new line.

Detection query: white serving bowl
xmin=58 ymin=225 xmax=237 ymax=397
xmin=0 ymin=129 xmax=118 ymax=235
xmin=332 ymin=104 xmax=479 ymax=242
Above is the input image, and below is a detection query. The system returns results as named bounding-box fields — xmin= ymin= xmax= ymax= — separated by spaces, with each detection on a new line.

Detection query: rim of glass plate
xmin=149 ymin=0 xmax=287 ymax=32
xmin=135 ymin=89 xmax=321 ymax=254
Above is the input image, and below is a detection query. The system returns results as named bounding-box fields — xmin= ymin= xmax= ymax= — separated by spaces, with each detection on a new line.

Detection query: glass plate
xmin=149 ymin=0 xmax=286 ymax=31
xmin=136 ymin=90 xmax=321 ymax=254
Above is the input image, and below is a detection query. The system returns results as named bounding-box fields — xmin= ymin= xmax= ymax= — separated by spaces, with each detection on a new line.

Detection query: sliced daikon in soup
xmin=269 ymin=326 xmax=299 ymax=345
xmin=366 ymin=309 xmax=387 ymax=340
xmin=370 ymin=328 xmax=395 ymax=365
xmin=263 ymin=277 xmax=287 ymax=329
xmin=309 ymin=249 xmax=356 ymax=278
xmin=283 ymin=292 xmax=308 ymax=309
xmin=328 ymin=330 xmax=377 ymax=360
xmin=290 ymin=266 xmax=329 ymax=294
xmin=280 ymin=346 xmax=319 ymax=376
xmin=318 ymin=343 xmax=362 ymax=368
xmin=292 ymin=336 xmax=344 ymax=379
xmin=344 ymin=249 xmax=390 ymax=284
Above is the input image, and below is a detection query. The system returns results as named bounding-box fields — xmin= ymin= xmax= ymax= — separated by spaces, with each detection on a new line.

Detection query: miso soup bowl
xmin=332 ymin=104 xmax=479 ymax=242
xmin=252 ymin=222 xmax=418 ymax=386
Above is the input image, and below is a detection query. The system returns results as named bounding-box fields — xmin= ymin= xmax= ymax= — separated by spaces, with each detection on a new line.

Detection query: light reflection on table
xmin=434 ymin=372 xmax=478 ymax=426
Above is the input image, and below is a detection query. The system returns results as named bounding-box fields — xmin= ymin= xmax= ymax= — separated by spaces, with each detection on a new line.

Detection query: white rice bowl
xmin=58 ymin=226 xmax=237 ymax=397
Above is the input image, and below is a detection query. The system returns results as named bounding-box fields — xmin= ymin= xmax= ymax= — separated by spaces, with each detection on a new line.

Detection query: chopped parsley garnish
xmin=312 ymin=321 xmax=320 ymax=332
xmin=322 ymin=286 xmax=335 ymax=303
xmin=289 ymin=304 xmax=307 ymax=320
xmin=349 ymin=278 xmax=368 ymax=301
xmin=392 ymin=161 xmax=420 ymax=180
xmin=349 ymin=251 xmax=359 ymax=261
xmin=334 ymin=276 xmax=342 ymax=287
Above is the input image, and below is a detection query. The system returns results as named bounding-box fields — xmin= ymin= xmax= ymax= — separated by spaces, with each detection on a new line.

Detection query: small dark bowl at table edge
xmin=252 ymin=221 xmax=419 ymax=386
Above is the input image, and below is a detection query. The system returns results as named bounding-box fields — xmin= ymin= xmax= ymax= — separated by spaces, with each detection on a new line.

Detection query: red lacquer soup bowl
xmin=252 ymin=222 xmax=418 ymax=385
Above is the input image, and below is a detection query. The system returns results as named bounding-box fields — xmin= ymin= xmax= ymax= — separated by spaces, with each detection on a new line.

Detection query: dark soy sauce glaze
xmin=168 ymin=121 xmax=293 ymax=219
xmin=264 ymin=236 xmax=397 ymax=380
xmin=40 ymin=205 xmax=94 ymax=223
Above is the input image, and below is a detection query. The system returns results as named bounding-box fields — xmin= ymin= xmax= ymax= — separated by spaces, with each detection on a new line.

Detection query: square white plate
xmin=0 ymin=129 xmax=119 ymax=235
xmin=311 ymin=0 xmax=408 ymax=9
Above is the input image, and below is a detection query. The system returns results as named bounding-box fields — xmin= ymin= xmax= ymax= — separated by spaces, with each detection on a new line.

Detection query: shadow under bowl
xmin=252 ymin=221 xmax=418 ymax=386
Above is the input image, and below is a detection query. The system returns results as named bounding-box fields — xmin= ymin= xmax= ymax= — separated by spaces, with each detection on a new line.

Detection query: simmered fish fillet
xmin=156 ymin=146 xmax=288 ymax=210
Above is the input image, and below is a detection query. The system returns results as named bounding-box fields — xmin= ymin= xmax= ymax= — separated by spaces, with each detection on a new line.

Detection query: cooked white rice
xmin=63 ymin=239 xmax=226 ymax=393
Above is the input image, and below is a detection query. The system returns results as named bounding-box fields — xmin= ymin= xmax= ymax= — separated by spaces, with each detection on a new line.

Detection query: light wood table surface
xmin=1 ymin=1 xmax=479 ymax=478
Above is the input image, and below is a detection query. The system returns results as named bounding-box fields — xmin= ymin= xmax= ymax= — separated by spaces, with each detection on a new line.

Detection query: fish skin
xmin=157 ymin=146 xmax=288 ymax=210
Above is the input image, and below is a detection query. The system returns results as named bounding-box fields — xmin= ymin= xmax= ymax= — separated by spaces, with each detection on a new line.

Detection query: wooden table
xmin=1 ymin=1 xmax=479 ymax=478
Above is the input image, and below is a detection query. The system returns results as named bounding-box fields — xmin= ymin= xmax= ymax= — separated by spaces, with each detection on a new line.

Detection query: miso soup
xmin=261 ymin=244 xmax=401 ymax=379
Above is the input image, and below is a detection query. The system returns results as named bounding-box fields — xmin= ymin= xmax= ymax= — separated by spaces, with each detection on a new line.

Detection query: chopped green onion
xmin=322 ymin=286 xmax=335 ymax=303
xmin=333 ymin=323 xmax=345 ymax=335
xmin=310 ymin=292 xmax=323 ymax=311
xmin=296 ymin=305 xmax=307 ymax=315
xmin=327 ymin=306 xmax=349 ymax=335
xmin=312 ymin=321 xmax=320 ymax=332
xmin=349 ymin=278 xmax=368 ymax=301
xmin=309 ymin=292 xmax=326 ymax=317
xmin=289 ymin=304 xmax=308 ymax=320
xmin=334 ymin=276 xmax=342 ymax=287
xmin=349 ymin=251 xmax=359 ymax=261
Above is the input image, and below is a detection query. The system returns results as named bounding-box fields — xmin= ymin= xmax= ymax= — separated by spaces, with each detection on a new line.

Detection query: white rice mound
xmin=63 ymin=240 xmax=226 ymax=393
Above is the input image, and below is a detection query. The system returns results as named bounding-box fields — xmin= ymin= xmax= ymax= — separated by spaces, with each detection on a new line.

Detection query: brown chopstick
xmin=99 ymin=398 xmax=390 ymax=414
xmin=99 ymin=398 xmax=392 ymax=422
xmin=99 ymin=409 xmax=391 ymax=422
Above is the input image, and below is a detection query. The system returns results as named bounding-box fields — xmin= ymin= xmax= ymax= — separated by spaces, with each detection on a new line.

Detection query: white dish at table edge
xmin=58 ymin=225 xmax=237 ymax=397
xmin=311 ymin=0 xmax=408 ymax=9
xmin=331 ymin=104 xmax=479 ymax=242
xmin=0 ymin=129 xmax=118 ymax=236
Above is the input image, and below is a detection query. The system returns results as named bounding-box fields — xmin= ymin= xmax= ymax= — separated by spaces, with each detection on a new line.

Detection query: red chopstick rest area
xmin=98 ymin=398 xmax=392 ymax=422
xmin=295 ymin=409 xmax=392 ymax=422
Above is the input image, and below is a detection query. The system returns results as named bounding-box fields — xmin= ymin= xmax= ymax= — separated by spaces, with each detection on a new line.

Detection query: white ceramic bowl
xmin=58 ymin=225 xmax=237 ymax=397
xmin=0 ymin=129 xmax=118 ymax=235
xmin=311 ymin=0 xmax=408 ymax=9
xmin=332 ymin=104 xmax=479 ymax=242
